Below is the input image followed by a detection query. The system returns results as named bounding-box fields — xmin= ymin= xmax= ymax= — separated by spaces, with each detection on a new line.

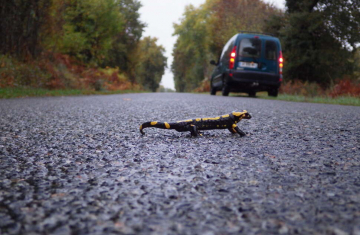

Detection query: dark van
xmin=210 ymin=32 xmax=283 ymax=97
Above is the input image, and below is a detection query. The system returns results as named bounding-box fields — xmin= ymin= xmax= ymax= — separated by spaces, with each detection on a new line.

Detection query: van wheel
xmin=210 ymin=86 xmax=217 ymax=95
xmin=222 ymin=77 xmax=230 ymax=96
xmin=222 ymin=85 xmax=229 ymax=96
xmin=248 ymin=91 xmax=256 ymax=97
xmin=268 ymin=89 xmax=278 ymax=97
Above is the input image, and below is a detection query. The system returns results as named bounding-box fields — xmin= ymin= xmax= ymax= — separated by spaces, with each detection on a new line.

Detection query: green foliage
xmin=105 ymin=0 xmax=146 ymax=83
xmin=283 ymin=11 xmax=352 ymax=84
xmin=266 ymin=0 xmax=360 ymax=86
xmin=172 ymin=5 xmax=209 ymax=92
xmin=60 ymin=24 xmax=89 ymax=57
xmin=57 ymin=0 xmax=124 ymax=65
xmin=319 ymin=0 xmax=360 ymax=52
xmin=1 ymin=0 xmax=150 ymax=92
xmin=0 ymin=55 xmax=51 ymax=88
xmin=135 ymin=37 xmax=167 ymax=92
xmin=172 ymin=0 xmax=279 ymax=92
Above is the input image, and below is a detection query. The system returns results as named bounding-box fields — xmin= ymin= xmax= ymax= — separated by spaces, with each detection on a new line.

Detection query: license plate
xmin=240 ymin=62 xmax=258 ymax=68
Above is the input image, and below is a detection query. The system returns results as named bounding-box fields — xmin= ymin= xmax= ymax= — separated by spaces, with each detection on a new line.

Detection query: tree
xmin=56 ymin=0 xmax=124 ymax=65
xmin=106 ymin=0 xmax=146 ymax=83
xmin=319 ymin=0 xmax=360 ymax=53
xmin=0 ymin=0 xmax=52 ymax=58
xmin=266 ymin=0 xmax=360 ymax=85
xmin=172 ymin=4 xmax=209 ymax=92
xmin=135 ymin=37 xmax=167 ymax=92
xmin=43 ymin=0 xmax=145 ymax=73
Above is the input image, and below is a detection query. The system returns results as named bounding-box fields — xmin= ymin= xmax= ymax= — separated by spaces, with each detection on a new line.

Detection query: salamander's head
xmin=232 ymin=110 xmax=252 ymax=120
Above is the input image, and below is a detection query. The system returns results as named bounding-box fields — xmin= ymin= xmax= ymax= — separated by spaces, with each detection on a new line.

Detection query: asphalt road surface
xmin=1 ymin=93 xmax=360 ymax=235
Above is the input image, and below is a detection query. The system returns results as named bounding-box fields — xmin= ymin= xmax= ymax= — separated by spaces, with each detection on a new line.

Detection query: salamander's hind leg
xmin=189 ymin=124 xmax=198 ymax=137
xmin=234 ymin=126 xmax=246 ymax=137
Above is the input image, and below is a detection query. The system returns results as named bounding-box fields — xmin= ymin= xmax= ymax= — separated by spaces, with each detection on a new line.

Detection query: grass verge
xmin=226 ymin=92 xmax=360 ymax=106
xmin=0 ymin=87 xmax=140 ymax=99
xmin=258 ymin=93 xmax=360 ymax=106
xmin=2 ymin=88 xmax=360 ymax=106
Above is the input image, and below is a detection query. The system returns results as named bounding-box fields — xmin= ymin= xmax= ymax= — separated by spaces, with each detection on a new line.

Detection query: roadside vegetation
xmin=0 ymin=0 xmax=167 ymax=94
xmin=0 ymin=87 xmax=145 ymax=99
xmin=264 ymin=79 xmax=360 ymax=106
xmin=173 ymin=0 xmax=360 ymax=104
xmin=195 ymin=78 xmax=360 ymax=106
xmin=1 ymin=0 xmax=359 ymax=106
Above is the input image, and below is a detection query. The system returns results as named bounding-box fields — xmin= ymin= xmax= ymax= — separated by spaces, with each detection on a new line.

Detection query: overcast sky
xmin=139 ymin=0 xmax=285 ymax=90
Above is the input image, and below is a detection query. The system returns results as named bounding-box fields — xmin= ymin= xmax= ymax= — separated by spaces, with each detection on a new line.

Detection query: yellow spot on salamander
xmin=232 ymin=124 xmax=237 ymax=128
xmin=222 ymin=114 xmax=229 ymax=118
xmin=151 ymin=121 xmax=158 ymax=125
xmin=195 ymin=118 xmax=201 ymax=121
xmin=140 ymin=125 xmax=143 ymax=130
xmin=164 ymin=122 xmax=170 ymax=129
xmin=177 ymin=119 xmax=193 ymax=123
xmin=202 ymin=116 xmax=220 ymax=121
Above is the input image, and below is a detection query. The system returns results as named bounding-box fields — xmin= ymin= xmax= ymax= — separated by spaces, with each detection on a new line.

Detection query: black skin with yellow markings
xmin=140 ymin=110 xmax=252 ymax=137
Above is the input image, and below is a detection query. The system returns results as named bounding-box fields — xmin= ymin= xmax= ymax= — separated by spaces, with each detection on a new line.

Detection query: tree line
xmin=172 ymin=0 xmax=360 ymax=92
xmin=0 ymin=0 xmax=167 ymax=92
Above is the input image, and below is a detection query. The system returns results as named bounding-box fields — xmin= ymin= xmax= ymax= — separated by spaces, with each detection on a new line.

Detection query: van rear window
xmin=265 ymin=40 xmax=277 ymax=60
xmin=239 ymin=38 xmax=261 ymax=58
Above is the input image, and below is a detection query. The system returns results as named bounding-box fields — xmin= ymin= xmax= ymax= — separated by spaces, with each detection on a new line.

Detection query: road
xmin=1 ymin=93 xmax=360 ymax=234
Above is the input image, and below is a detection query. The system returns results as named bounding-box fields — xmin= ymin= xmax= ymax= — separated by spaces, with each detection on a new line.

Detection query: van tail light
xmin=279 ymin=51 xmax=284 ymax=75
xmin=229 ymin=46 xmax=237 ymax=69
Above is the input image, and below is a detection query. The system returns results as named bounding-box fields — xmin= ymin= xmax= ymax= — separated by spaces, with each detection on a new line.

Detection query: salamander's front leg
xmin=228 ymin=127 xmax=237 ymax=134
xmin=228 ymin=124 xmax=246 ymax=137
xmin=234 ymin=126 xmax=246 ymax=137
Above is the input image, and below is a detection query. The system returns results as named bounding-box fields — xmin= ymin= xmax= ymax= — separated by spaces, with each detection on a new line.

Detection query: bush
xmin=100 ymin=67 xmax=132 ymax=91
xmin=0 ymin=53 xmax=137 ymax=92
xmin=279 ymin=78 xmax=360 ymax=98
xmin=0 ymin=55 xmax=51 ymax=88
xmin=329 ymin=77 xmax=360 ymax=98
xmin=194 ymin=78 xmax=210 ymax=93
xmin=279 ymin=80 xmax=324 ymax=97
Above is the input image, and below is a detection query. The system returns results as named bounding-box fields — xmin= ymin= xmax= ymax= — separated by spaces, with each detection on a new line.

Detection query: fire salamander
xmin=140 ymin=110 xmax=251 ymax=137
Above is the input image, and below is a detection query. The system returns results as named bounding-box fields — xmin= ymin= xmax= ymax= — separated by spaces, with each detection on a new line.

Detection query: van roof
xmin=238 ymin=32 xmax=278 ymax=40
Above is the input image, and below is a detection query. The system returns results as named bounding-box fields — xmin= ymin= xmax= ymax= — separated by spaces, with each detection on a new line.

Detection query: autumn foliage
xmin=0 ymin=0 xmax=166 ymax=92
xmin=329 ymin=78 xmax=360 ymax=98
xmin=0 ymin=53 xmax=133 ymax=91
xmin=279 ymin=79 xmax=360 ymax=98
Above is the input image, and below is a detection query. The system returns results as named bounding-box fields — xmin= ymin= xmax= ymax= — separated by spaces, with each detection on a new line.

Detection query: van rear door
xmin=263 ymin=40 xmax=278 ymax=74
xmin=237 ymin=37 xmax=279 ymax=75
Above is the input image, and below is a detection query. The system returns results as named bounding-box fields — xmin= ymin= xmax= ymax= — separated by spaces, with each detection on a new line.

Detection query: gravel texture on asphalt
xmin=0 ymin=93 xmax=360 ymax=235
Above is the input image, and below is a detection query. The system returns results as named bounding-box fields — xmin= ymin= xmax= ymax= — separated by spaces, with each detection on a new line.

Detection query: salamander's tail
xmin=139 ymin=121 xmax=171 ymax=135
